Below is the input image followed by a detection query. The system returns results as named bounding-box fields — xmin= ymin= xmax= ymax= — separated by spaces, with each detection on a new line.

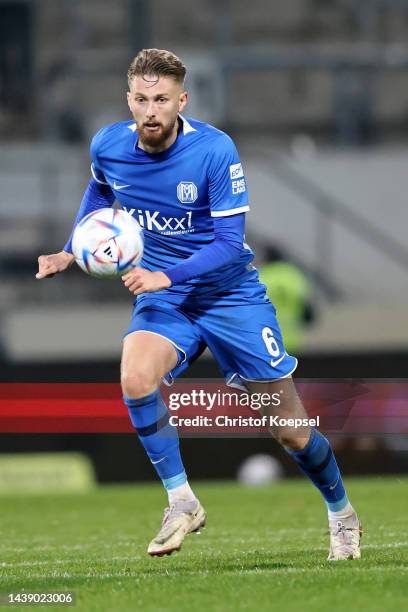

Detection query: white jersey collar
xmin=127 ymin=115 xmax=195 ymax=135
xmin=178 ymin=114 xmax=196 ymax=134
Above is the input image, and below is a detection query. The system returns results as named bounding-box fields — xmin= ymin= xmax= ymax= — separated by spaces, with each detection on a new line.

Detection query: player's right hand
xmin=36 ymin=251 xmax=75 ymax=279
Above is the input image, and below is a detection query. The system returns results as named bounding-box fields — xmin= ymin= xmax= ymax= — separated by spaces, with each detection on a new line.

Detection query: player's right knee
xmin=121 ymin=370 xmax=160 ymax=399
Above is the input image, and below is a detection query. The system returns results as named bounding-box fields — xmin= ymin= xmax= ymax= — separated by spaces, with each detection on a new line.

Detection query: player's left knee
xmin=276 ymin=432 xmax=311 ymax=452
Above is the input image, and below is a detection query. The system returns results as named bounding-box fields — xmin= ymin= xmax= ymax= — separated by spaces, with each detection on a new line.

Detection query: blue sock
xmin=124 ymin=391 xmax=187 ymax=491
xmin=287 ymin=428 xmax=349 ymax=512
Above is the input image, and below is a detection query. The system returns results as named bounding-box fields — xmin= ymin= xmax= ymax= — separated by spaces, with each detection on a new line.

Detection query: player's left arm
xmin=122 ymin=268 xmax=172 ymax=294
xmin=122 ymin=133 xmax=249 ymax=295
xmin=122 ymin=213 xmax=245 ymax=294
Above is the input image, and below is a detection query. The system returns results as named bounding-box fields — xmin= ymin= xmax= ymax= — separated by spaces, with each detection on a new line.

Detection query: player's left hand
xmin=122 ymin=268 xmax=172 ymax=294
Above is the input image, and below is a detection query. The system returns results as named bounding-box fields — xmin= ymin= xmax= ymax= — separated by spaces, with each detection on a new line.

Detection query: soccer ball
xmin=237 ymin=454 xmax=283 ymax=486
xmin=72 ymin=208 xmax=143 ymax=278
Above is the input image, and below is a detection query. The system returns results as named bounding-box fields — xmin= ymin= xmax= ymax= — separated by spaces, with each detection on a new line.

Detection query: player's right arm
xmin=36 ymin=129 xmax=115 ymax=280
xmin=35 ymin=177 xmax=114 ymax=279
xmin=36 ymin=251 xmax=75 ymax=279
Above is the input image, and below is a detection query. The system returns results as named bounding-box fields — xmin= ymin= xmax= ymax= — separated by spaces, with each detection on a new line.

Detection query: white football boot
xmin=148 ymin=500 xmax=206 ymax=557
xmin=328 ymin=512 xmax=362 ymax=560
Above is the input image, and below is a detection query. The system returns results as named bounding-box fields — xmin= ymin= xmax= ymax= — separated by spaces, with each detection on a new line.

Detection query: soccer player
xmin=36 ymin=49 xmax=361 ymax=560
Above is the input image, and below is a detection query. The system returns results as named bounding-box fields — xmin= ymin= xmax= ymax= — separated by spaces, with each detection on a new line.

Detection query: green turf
xmin=1 ymin=477 xmax=407 ymax=612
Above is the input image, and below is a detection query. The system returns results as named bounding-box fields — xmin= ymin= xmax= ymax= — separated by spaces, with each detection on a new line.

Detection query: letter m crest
xmin=177 ymin=182 xmax=198 ymax=204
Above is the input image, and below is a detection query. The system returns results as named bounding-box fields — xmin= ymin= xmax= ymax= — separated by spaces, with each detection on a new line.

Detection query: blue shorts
xmin=125 ymin=279 xmax=298 ymax=389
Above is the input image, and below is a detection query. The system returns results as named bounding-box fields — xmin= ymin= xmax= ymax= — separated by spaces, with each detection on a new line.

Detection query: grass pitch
xmin=1 ymin=477 xmax=407 ymax=612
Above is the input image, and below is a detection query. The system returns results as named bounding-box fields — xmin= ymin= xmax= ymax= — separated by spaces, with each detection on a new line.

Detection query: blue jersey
xmin=90 ymin=115 xmax=256 ymax=297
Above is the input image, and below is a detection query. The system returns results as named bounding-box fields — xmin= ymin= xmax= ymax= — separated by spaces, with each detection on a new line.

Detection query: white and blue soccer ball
xmin=72 ymin=208 xmax=144 ymax=279
xmin=237 ymin=454 xmax=284 ymax=486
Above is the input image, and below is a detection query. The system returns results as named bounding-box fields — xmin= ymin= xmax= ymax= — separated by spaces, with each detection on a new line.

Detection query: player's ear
xmin=126 ymin=91 xmax=132 ymax=111
xmin=179 ymin=91 xmax=188 ymax=112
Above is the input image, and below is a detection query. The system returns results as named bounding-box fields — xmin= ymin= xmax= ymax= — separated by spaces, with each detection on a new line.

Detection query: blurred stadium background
xmin=1 ymin=0 xmax=408 ymax=486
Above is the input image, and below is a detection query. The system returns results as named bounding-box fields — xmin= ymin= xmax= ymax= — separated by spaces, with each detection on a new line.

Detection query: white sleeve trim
xmin=211 ymin=205 xmax=250 ymax=217
xmin=90 ymin=163 xmax=109 ymax=185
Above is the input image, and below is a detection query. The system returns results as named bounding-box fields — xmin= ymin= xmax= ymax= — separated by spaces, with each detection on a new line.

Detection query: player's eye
xmin=135 ymin=97 xmax=145 ymax=103
xmin=158 ymin=98 xmax=168 ymax=103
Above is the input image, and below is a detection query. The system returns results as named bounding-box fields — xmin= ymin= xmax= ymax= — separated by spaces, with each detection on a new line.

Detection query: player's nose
xmin=146 ymin=103 xmax=156 ymax=118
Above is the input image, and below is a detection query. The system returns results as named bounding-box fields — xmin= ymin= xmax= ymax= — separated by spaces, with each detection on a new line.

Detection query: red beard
xmin=138 ymin=120 xmax=176 ymax=148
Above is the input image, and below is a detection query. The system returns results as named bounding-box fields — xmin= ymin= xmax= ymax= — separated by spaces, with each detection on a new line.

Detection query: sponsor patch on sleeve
xmin=232 ymin=178 xmax=246 ymax=195
xmin=229 ymin=163 xmax=244 ymax=180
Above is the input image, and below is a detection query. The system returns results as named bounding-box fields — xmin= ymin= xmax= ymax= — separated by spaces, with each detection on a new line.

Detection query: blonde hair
xmin=127 ymin=49 xmax=186 ymax=87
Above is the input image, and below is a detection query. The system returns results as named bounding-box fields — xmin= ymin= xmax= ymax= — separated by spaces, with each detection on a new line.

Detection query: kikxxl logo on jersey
xmin=122 ymin=207 xmax=194 ymax=235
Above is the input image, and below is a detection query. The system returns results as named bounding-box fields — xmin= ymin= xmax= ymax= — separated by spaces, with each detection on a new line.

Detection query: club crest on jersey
xmin=177 ymin=182 xmax=198 ymax=204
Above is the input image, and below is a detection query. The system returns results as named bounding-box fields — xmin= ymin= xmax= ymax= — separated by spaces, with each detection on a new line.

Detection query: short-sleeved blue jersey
xmin=90 ymin=115 xmax=256 ymax=297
